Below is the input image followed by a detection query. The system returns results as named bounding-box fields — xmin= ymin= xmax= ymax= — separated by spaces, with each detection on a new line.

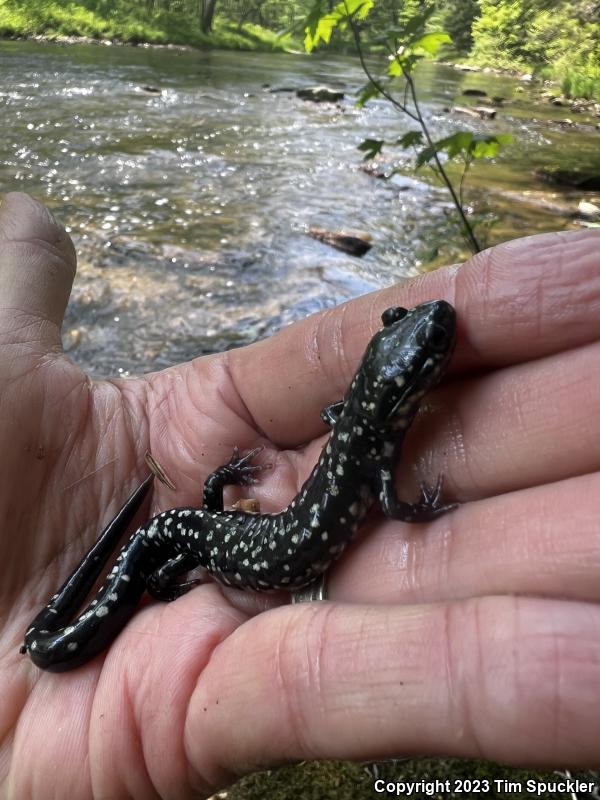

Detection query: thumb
xmin=0 ymin=192 xmax=76 ymax=351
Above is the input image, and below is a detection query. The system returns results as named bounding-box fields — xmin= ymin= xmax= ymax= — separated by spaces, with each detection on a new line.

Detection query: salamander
xmin=21 ymin=299 xmax=456 ymax=672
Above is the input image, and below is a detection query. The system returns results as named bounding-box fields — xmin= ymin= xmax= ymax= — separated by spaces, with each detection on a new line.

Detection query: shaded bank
xmin=0 ymin=0 xmax=298 ymax=52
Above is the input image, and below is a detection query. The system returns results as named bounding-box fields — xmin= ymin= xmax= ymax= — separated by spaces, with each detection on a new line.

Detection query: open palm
xmin=2 ymin=193 xmax=599 ymax=798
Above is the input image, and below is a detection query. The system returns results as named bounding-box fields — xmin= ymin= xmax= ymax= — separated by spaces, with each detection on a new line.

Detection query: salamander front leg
xmin=376 ymin=467 xmax=457 ymax=522
xmin=203 ymin=446 xmax=271 ymax=511
xmin=320 ymin=400 xmax=343 ymax=427
xmin=146 ymin=552 xmax=203 ymax=601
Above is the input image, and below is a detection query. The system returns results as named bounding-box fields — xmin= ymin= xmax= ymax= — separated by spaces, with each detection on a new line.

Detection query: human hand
xmin=2 ymin=192 xmax=599 ymax=798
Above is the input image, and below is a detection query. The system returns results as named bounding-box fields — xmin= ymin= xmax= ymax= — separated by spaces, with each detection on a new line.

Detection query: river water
xmin=1 ymin=40 xmax=599 ymax=376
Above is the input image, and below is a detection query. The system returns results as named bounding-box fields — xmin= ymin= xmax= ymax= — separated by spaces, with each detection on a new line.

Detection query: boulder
xmin=296 ymin=85 xmax=344 ymax=103
xmin=577 ymin=200 xmax=600 ymax=220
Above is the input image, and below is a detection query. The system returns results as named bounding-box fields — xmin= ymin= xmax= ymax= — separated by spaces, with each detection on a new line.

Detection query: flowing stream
xmin=1 ymin=40 xmax=599 ymax=376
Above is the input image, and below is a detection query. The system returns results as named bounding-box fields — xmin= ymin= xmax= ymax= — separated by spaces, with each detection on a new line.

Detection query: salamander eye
xmin=381 ymin=307 xmax=408 ymax=327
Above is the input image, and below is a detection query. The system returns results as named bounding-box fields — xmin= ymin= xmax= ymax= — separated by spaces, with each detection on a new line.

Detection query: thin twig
xmin=345 ymin=3 xmax=481 ymax=253
xmin=347 ymin=9 xmax=419 ymax=121
xmin=459 ymin=155 xmax=472 ymax=211
xmin=405 ymin=71 xmax=480 ymax=252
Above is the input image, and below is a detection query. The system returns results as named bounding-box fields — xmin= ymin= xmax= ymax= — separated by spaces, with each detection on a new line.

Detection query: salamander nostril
xmin=429 ymin=323 xmax=449 ymax=349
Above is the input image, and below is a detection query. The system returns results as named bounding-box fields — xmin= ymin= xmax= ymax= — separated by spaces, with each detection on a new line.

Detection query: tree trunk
xmin=199 ymin=0 xmax=218 ymax=32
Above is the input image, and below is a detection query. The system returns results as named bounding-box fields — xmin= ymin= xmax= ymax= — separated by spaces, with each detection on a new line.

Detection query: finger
xmin=0 ymin=192 xmax=76 ymax=350
xmin=186 ymin=596 xmax=600 ymax=785
xmin=457 ymin=228 xmax=600 ymax=368
xmin=222 ymin=229 xmax=600 ymax=447
xmin=399 ymin=337 xmax=600 ymax=500
xmin=332 ymin=471 xmax=600 ymax=606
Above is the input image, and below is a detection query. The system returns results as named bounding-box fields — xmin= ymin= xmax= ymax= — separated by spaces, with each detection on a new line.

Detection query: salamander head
xmin=350 ymin=300 xmax=456 ymax=425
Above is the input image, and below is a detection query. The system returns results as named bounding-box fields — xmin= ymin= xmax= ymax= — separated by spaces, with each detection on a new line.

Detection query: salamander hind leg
xmin=377 ymin=469 xmax=457 ymax=522
xmin=146 ymin=552 xmax=203 ymax=601
xmin=203 ymin=445 xmax=272 ymax=511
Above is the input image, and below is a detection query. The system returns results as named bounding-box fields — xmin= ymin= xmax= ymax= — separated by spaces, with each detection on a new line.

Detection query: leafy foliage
xmin=562 ymin=59 xmax=600 ymax=101
xmin=303 ymin=0 xmax=373 ymax=52
xmin=434 ymin=0 xmax=480 ymax=54
xmin=412 ymin=132 xmax=513 ymax=168
xmin=469 ymin=0 xmax=600 ymax=98
xmin=357 ymin=139 xmax=385 ymax=159
xmin=396 ymin=130 xmax=423 ymax=148
xmin=299 ymin=0 xmax=515 ymax=254
xmin=0 ymin=0 xmax=300 ymax=48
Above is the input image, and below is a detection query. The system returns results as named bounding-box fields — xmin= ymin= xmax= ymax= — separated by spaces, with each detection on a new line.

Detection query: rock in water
xmin=296 ymin=86 xmax=344 ymax=103
xmin=307 ymin=227 xmax=372 ymax=256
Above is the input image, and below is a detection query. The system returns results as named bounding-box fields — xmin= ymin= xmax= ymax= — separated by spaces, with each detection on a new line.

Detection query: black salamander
xmin=21 ymin=300 xmax=456 ymax=672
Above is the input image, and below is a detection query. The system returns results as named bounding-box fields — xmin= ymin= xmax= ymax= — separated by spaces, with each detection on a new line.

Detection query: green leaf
xmin=469 ymin=133 xmax=513 ymax=159
xmin=397 ymin=131 xmax=423 ymax=148
xmin=414 ymin=131 xmax=512 ymax=169
xmin=303 ymin=0 xmax=328 ymax=48
xmin=357 ymin=138 xmax=384 ymax=159
xmin=380 ymin=9 xmax=438 ymax=44
xmin=415 ymin=144 xmax=438 ymax=168
xmin=304 ymin=10 xmax=338 ymax=51
xmin=388 ymin=57 xmax=403 ymax=76
xmin=343 ymin=0 xmax=374 ymax=19
xmin=356 ymin=80 xmax=381 ymax=107
xmin=411 ymin=31 xmax=451 ymax=55
xmin=390 ymin=51 xmax=421 ymax=75
xmin=388 ymin=29 xmax=450 ymax=75
xmin=440 ymin=131 xmax=474 ymax=157
xmin=401 ymin=8 xmax=437 ymax=39
xmin=303 ymin=0 xmax=373 ymax=52
xmin=415 ymin=133 xmax=471 ymax=167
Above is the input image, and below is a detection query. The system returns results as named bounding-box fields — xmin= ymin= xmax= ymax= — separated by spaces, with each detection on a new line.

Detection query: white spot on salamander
xmin=95 ymin=605 xmax=109 ymax=617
